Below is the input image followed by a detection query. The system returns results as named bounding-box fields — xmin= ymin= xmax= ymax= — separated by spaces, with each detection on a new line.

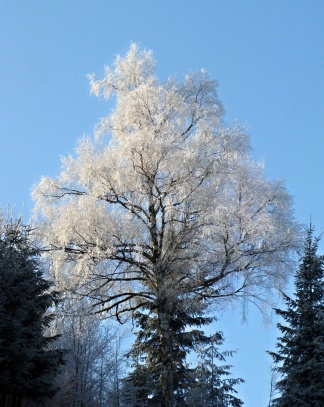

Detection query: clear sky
xmin=0 ymin=1 xmax=323 ymax=405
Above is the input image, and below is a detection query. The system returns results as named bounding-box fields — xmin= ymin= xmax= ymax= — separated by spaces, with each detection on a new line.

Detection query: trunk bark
xmin=158 ymin=308 xmax=174 ymax=407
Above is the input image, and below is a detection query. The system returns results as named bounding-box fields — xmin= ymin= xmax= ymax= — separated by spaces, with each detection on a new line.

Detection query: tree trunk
xmin=158 ymin=308 xmax=174 ymax=407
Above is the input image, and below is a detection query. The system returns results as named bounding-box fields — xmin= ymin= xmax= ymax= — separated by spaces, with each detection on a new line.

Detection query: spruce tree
xmin=269 ymin=225 xmax=324 ymax=406
xmin=123 ymin=300 xmax=243 ymax=407
xmin=0 ymin=217 xmax=64 ymax=407
xmin=188 ymin=333 xmax=244 ymax=407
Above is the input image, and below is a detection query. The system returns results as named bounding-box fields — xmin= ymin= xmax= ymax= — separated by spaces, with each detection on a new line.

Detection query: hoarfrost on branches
xmin=33 ymin=44 xmax=300 ymax=406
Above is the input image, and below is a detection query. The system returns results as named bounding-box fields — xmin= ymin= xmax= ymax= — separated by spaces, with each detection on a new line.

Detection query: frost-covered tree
xmin=33 ymin=44 xmax=300 ymax=407
xmin=47 ymin=298 xmax=126 ymax=407
xmin=268 ymin=226 xmax=324 ymax=406
xmin=0 ymin=214 xmax=64 ymax=407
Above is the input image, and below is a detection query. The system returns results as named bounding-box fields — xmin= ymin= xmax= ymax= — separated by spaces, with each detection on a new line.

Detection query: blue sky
xmin=1 ymin=1 xmax=323 ymax=405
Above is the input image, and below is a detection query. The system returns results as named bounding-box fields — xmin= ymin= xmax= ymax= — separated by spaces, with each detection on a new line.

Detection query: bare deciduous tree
xmin=48 ymin=298 xmax=126 ymax=407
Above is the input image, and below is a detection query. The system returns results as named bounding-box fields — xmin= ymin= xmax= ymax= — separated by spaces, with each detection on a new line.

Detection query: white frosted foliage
xmin=33 ymin=44 xmax=300 ymax=320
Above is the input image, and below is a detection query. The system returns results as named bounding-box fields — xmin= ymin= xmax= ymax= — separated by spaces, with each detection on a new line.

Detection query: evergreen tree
xmin=0 ymin=216 xmax=64 ymax=407
xmin=123 ymin=301 xmax=243 ymax=407
xmin=269 ymin=225 xmax=324 ymax=406
xmin=187 ymin=333 xmax=244 ymax=407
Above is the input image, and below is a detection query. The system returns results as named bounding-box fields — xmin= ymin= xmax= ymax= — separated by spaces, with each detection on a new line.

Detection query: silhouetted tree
xmin=269 ymin=225 xmax=324 ymax=406
xmin=0 ymin=215 xmax=64 ymax=407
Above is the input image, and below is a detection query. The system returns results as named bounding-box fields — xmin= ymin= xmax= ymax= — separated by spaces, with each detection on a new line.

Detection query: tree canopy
xmin=33 ymin=44 xmax=300 ymax=406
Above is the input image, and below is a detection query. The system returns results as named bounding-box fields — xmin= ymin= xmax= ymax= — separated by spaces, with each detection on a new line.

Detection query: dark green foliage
xmin=269 ymin=225 xmax=324 ymax=406
xmin=123 ymin=301 xmax=244 ymax=407
xmin=187 ymin=333 xmax=244 ymax=407
xmin=0 ymin=217 xmax=64 ymax=406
